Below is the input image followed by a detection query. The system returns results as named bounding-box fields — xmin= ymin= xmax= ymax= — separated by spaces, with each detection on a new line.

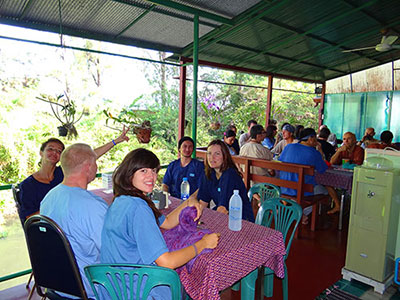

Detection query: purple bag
xmin=163 ymin=206 xmax=213 ymax=273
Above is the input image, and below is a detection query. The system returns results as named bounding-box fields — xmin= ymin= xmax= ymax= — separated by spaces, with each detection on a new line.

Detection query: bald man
xmin=330 ymin=132 xmax=364 ymax=165
xmin=40 ymin=143 xmax=108 ymax=298
xmin=357 ymin=127 xmax=379 ymax=148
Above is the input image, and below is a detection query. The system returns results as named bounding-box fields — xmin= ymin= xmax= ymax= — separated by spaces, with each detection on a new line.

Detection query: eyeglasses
xmin=46 ymin=147 xmax=63 ymax=154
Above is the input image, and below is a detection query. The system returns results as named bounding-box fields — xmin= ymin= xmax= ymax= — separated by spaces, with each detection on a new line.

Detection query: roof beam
xmin=111 ymin=0 xmax=219 ymax=29
xmin=238 ymin=0 xmax=378 ymax=65
xmin=218 ymin=41 xmax=346 ymax=75
xmin=116 ymin=0 xmax=233 ymax=25
xmin=18 ymin=0 xmax=34 ymax=20
xmin=115 ymin=4 xmax=156 ymax=38
xmin=181 ymin=0 xmax=288 ymax=57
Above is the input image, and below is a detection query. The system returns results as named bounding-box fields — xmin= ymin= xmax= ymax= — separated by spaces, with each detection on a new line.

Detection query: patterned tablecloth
xmin=315 ymin=167 xmax=354 ymax=192
xmin=91 ymin=190 xmax=286 ymax=300
xmin=164 ymin=198 xmax=286 ymax=300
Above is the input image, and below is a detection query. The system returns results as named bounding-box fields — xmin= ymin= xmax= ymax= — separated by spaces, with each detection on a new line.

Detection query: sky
xmin=0 ymin=23 xmax=165 ymax=106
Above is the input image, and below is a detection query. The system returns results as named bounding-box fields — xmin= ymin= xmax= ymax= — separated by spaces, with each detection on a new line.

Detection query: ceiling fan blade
xmin=342 ymin=46 xmax=376 ymax=53
xmin=381 ymin=35 xmax=398 ymax=45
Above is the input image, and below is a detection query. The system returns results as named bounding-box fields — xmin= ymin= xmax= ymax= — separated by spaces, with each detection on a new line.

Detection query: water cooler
xmin=342 ymin=149 xmax=400 ymax=294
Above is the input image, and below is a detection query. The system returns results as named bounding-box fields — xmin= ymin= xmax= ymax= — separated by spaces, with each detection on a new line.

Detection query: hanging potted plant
xmin=36 ymin=93 xmax=83 ymax=138
xmin=200 ymin=95 xmax=222 ymax=130
xmin=104 ymin=103 xmax=152 ymax=143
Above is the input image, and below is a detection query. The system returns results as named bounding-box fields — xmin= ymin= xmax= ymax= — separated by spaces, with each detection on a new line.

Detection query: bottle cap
xmin=233 ymin=189 xmax=239 ymax=194
xmin=183 ymin=177 xmax=188 ymax=181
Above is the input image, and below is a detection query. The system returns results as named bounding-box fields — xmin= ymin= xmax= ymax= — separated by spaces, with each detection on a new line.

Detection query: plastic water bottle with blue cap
xmin=229 ymin=190 xmax=242 ymax=231
xmin=180 ymin=177 xmax=190 ymax=202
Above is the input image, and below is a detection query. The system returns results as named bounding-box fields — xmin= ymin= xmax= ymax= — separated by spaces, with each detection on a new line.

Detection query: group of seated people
xmin=17 ymin=119 xmax=398 ymax=298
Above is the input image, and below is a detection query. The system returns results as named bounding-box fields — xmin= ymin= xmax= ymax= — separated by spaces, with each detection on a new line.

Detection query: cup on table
xmin=342 ymin=159 xmax=350 ymax=165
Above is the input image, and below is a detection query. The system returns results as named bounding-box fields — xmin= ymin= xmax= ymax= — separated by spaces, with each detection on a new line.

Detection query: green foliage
xmin=0 ymin=145 xmax=20 ymax=184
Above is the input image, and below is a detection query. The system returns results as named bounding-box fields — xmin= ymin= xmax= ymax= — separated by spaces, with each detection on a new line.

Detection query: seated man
xmin=330 ymin=132 xmax=364 ymax=165
xmin=317 ymin=127 xmax=336 ymax=161
xmin=239 ymin=124 xmax=274 ymax=178
xmin=162 ymin=136 xmax=204 ymax=199
xmin=279 ymin=128 xmax=336 ymax=222
xmin=239 ymin=119 xmax=257 ymax=147
xmin=40 ymin=143 xmax=109 ymax=298
xmin=357 ymin=127 xmax=379 ymax=148
xmin=272 ymin=123 xmax=295 ymax=156
xmin=367 ymin=130 xmax=399 ymax=150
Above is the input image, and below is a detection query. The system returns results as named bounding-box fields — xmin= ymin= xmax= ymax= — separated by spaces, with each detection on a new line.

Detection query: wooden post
xmin=265 ymin=75 xmax=273 ymax=128
xmin=178 ymin=60 xmax=187 ymax=142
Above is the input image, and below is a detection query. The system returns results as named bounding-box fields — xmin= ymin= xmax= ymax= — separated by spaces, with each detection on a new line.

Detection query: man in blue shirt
xmin=162 ymin=136 xmax=204 ymax=199
xmin=279 ymin=128 xmax=329 ymax=223
xmin=40 ymin=143 xmax=108 ymax=298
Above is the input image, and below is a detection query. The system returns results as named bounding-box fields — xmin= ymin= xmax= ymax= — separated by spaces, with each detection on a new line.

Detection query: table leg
xmin=255 ymin=265 xmax=265 ymax=300
xmin=338 ymin=193 xmax=344 ymax=231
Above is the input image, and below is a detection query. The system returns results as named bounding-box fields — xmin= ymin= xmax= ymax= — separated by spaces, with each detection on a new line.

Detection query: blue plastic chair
xmin=395 ymin=258 xmax=400 ymax=285
xmin=84 ymin=264 xmax=183 ymax=300
xmin=240 ymin=197 xmax=302 ymax=300
xmin=248 ymin=183 xmax=280 ymax=204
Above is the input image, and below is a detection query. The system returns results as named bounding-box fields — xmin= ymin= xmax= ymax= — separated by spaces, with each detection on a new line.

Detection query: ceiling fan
xmin=342 ymin=35 xmax=400 ymax=53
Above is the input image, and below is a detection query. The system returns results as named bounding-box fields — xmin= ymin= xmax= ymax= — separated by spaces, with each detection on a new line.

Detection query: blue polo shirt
xmin=197 ymin=167 xmax=254 ymax=222
xmin=163 ymin=158 xmax=204 ymax=198
xmin=279 ymin=143 xmax=327 ymax=196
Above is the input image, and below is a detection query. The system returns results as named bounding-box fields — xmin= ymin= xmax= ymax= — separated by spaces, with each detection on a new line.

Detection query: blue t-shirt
xmin=163 ymin=159 xmax=204 ymax=198
xmin=279 ymin=143 xmax=327 ymax=196
xmin=197 ymin=168 xmax=254 ymax=222
xmin=262 ymin=137 xmax=275 ymax=150
xmin=40 ymin=184 xmax=108 ymax=299
xmin=101 ymin=195 xmax=169 ymax=299
xmin=19 ymin=166 xmax=64 ymax=222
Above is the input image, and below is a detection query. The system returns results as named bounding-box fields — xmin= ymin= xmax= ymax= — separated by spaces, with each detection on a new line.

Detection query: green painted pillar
xmin=192 ymin=14 xmax=199 ymax=156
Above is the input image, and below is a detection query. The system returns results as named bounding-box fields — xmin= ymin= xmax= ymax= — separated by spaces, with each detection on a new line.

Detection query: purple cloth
xmin=163 ymin=206 xmax=213 ymax=273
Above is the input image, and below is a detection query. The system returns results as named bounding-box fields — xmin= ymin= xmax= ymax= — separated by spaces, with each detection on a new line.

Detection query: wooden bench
xmin=196 ymin=149 xmax=330 ymax=233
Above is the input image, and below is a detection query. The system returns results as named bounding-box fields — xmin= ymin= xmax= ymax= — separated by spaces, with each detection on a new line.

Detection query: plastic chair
xmin=248 ymin=183 xmax=280 ymax=204
xmin=240 ymin=197 xmax=302 ymax=300
xmin=395 ymin=258 xmax=400 ymax=285
xmin=84 ymin=263 xmax=182 ymax=300
xmin=12 ymin=184 xmax=36 ymax=300
xmin=24 ymin=215 xmax=89 ymax=299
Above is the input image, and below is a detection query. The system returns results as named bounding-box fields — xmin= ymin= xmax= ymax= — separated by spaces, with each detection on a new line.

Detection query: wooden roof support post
xmin=191 ymin=14 xmax=199 ymax=156
xmin=265 ymin=75 xmax=273 ymax=128
xmin=178 ymin=60 xmax=187 ymax=142
xmin=318 ymin=82 xmax=326 ymax=128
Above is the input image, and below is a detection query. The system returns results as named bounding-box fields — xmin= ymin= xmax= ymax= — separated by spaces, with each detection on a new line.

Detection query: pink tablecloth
xmin=315 ymin=167 xmax=354 ymax=193
xmin=164 ymin=199 xmax=286 ymax=300
xmin=91 ymin=190 xmax=286 ymax=300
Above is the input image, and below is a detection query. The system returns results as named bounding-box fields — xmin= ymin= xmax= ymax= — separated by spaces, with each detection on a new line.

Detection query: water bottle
xmin=229 ymin=190 xmax=242 ymax=231
xmin=180 ymin=177 xmax=190 ymax=202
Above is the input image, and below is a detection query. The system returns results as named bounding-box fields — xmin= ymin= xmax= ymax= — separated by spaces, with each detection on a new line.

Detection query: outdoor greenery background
xmin=0 ymin=35 xmax=317 ymax=288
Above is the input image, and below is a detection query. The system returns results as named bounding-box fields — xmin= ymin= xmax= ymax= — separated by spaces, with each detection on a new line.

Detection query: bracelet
xmin=112 ymin=139 xmax=116 ymax=146
xmin=192 ymin=244 xmax=198 ymax=256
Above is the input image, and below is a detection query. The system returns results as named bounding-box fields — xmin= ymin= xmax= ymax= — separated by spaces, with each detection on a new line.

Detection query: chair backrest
xmin=24 ymin=215 xmax=88 ymax=299
xmin=84 ymin=264 xmax=182 ymax=300
xmin=249 ymin=183 xmax=280 ymax=204
xmin=255 ymin=197 xmax=302 ymax=258
xmin=11 ymin=184 xmax=25 ymax=226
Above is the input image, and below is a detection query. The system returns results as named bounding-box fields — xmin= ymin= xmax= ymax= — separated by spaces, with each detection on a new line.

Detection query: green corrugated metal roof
xmin=1 ymin=0 xmax=400 ymax=83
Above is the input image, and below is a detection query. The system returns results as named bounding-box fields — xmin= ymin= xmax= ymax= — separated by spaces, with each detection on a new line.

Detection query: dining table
xmin=92 ymin=189 xmax=287 ymax=300
xmin=315 ymin=166 xmax=354 ymax=230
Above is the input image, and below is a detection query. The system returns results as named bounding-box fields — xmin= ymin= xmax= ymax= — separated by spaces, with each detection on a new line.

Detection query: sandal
xmin=302 ymin=215 xmax=309 ymax=225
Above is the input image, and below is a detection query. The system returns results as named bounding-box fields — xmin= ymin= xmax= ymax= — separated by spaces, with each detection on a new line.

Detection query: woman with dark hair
xmin=223 ymin=129 xmax=237 ymax=155
xmin=261 ymin=124 xmax=277 ymax=150
xmin=19 ymin=128 xmax=129 ymax=221
xmin=101 ymin=149 xmax=219 ymax=299
xmin=294 ymin=124 xmax=304 ymax=140
xmin=226 ymin=124 xmax=240 ymax=154
xmin=197 ymin=140 xmax=254 ymax=222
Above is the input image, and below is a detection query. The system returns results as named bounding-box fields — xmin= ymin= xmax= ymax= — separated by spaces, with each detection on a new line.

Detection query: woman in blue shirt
xmin=101 ymin=148 xmax=219 ymax=299
xmin=261 ymin=124 xmax=277 ymax=150
xmin=197 ymin=140 xmax=254 ymax=222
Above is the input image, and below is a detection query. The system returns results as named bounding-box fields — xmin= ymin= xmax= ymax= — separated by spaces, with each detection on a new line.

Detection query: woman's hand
xmin=201 ymin=233 xmax=220 ymax=249
xmin=216 ymin=206 xmax=228 ymax=215
xmin=187 ymin=197 xmax=203 ymax=221
xmin=115 ymin=125 xmax=130 ymax=144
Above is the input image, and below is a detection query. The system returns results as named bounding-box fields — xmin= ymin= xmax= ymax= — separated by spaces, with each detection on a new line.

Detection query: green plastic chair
xmin=248 ymin=183 xmax=280 ymax=204
xmin=240 ymin=197 xmax=302 ymax=300
xmin=84 ymin=264 xmax=182 ymax=300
